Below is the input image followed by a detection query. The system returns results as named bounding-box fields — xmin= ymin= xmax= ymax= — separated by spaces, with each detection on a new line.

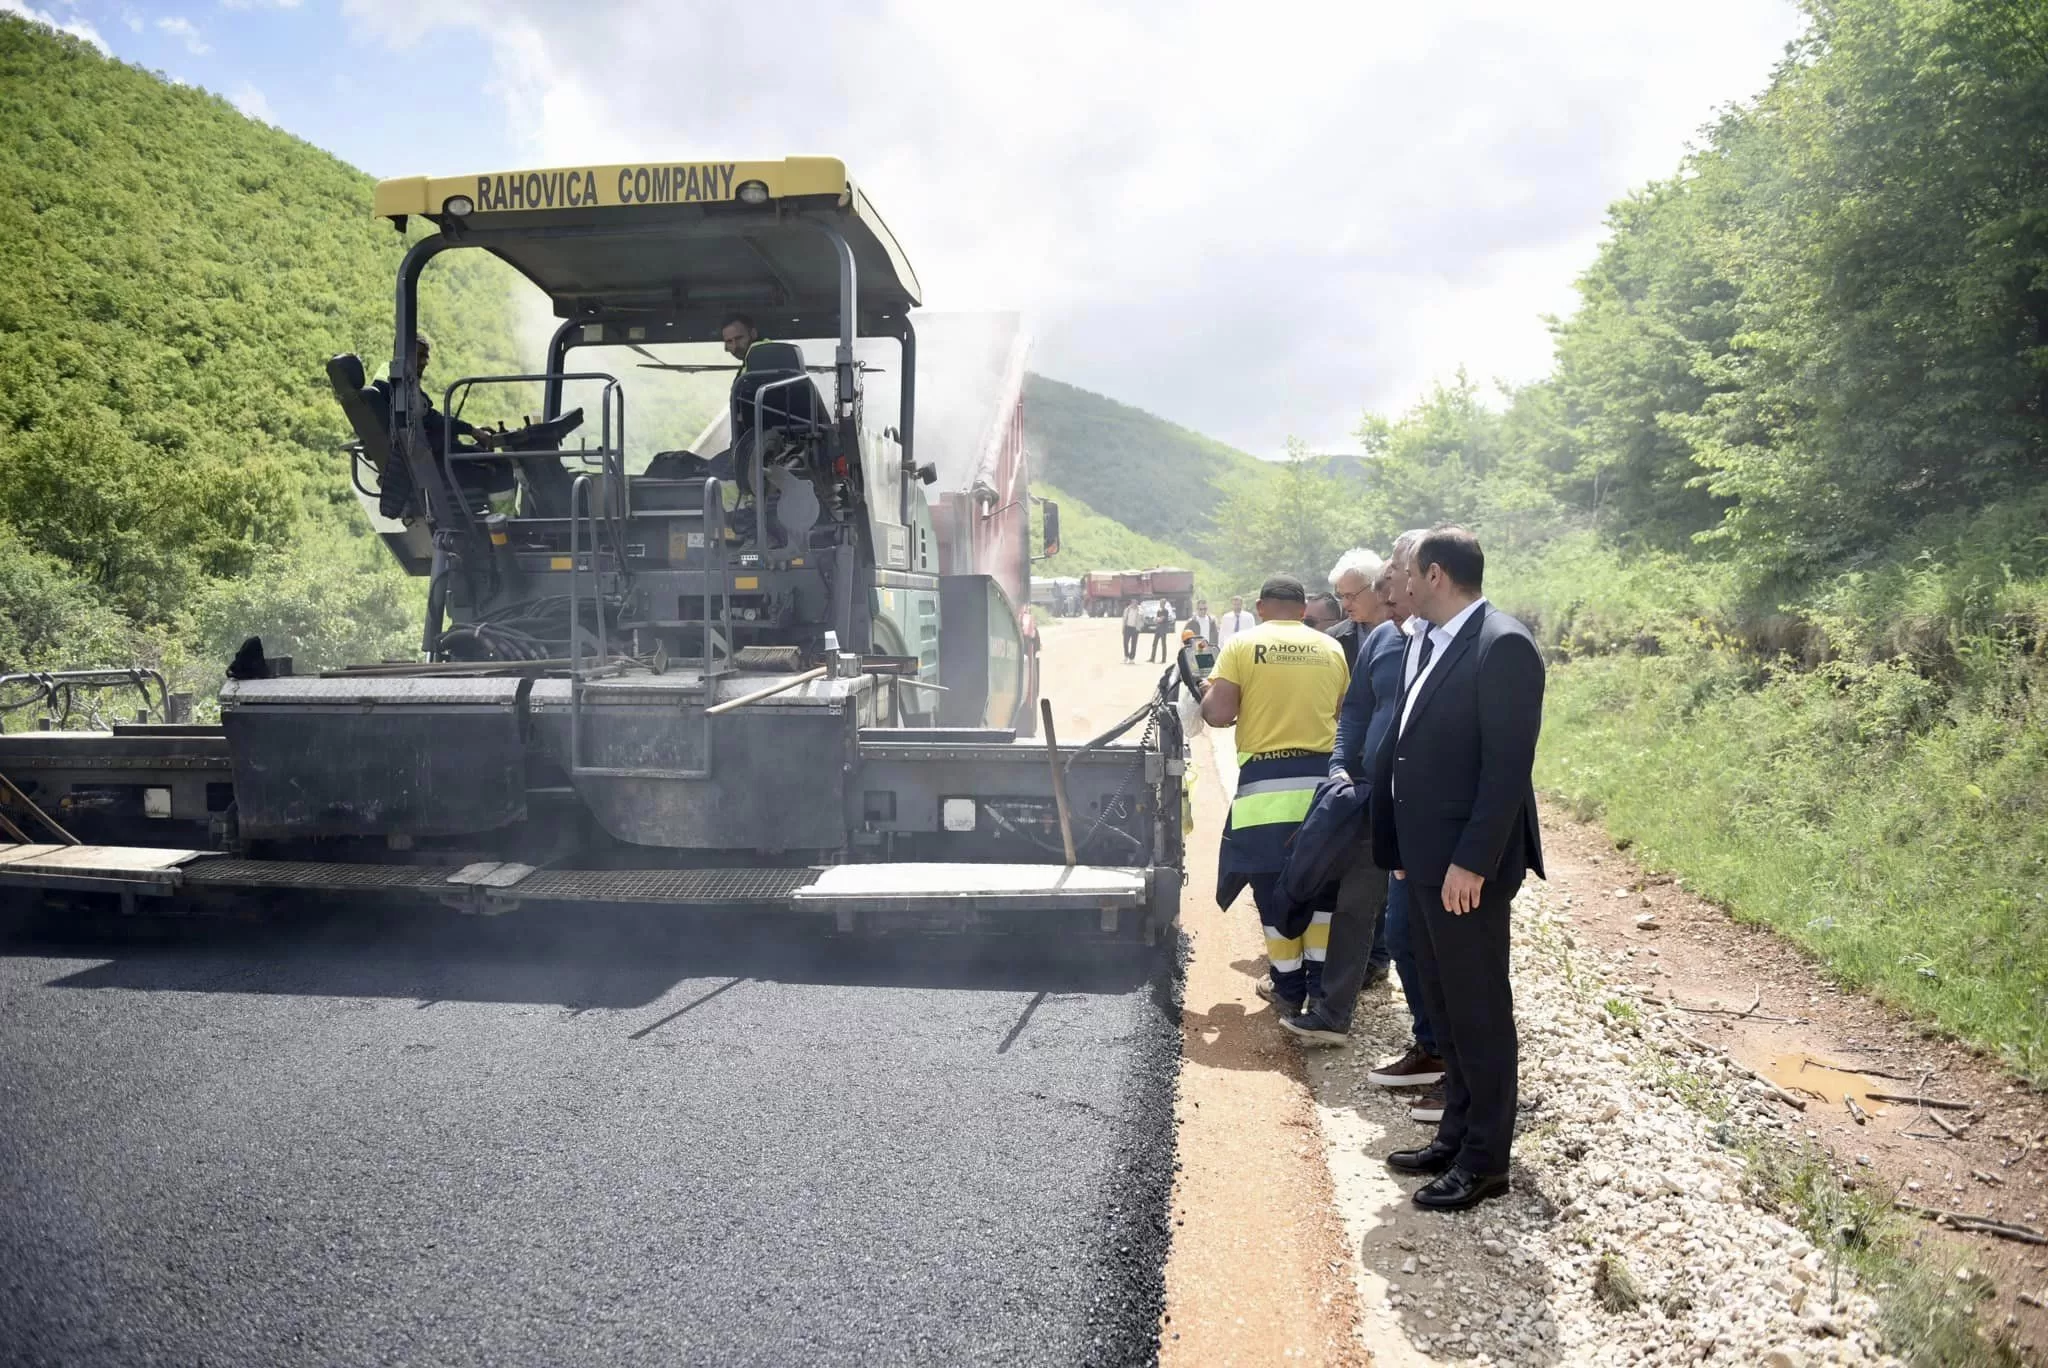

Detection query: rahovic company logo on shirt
xmin=1251 ymin=641 xmax=1325 ymax=664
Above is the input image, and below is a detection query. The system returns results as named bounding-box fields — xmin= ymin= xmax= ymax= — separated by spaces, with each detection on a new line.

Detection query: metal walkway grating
xmin=511 ymin=867 xmax=818 ymax=904
xmin=183 ymin=861 xmax=452 ymax=892
xmin=180 ymin=859 xmax=817 ymax=905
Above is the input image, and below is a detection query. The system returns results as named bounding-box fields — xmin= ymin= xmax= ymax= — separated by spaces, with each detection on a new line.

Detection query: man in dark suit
xmin=1370 ymin=525 xmax=1545 ymax=1211
xmin=1278 ymin=563 xmax=1409 ymax=1046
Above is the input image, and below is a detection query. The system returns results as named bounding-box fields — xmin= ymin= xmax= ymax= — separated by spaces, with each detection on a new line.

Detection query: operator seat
xmin=730 ymin=341 xmax=826 ymax=443
xmin=726 ymin=342 xmax=833 ymax=551
xmin=730 ymin=340 xmax=831 ymax=505
xmin=327 ymin=353 xmax=410 ymax=519
xmin=325 ymin=353 xmax=513 ymax=517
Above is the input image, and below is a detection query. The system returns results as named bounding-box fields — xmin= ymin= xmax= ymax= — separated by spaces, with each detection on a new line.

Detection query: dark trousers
xmin=1122 ymin=626 xmax=1139 ymax=660
xmin=1409 ymin=873 xmax=1521 ymax=1177
xmin=1149 ymin=631 xmax=1169 ymax=662
xmin=1318 ymin=841 xmax=1389 ymax=1029
xmin=1384 ymin=875 xmax=1439 ymax=1056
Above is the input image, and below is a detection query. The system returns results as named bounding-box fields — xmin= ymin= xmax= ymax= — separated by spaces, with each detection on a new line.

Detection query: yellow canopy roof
xmin=373 ymin=156 xmax=922 ymax=321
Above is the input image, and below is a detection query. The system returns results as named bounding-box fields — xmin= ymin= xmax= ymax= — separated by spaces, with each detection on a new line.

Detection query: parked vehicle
xmin=1082 ymin=568 xmax=1194 ymax=618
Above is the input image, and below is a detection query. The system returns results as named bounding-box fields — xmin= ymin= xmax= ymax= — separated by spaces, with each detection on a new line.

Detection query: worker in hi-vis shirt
xmin=1195 ymin=573 xmax=1351 ymax=1010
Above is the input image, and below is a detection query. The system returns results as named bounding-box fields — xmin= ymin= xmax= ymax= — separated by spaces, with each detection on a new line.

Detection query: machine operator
xmin=720 ymin=311 xmax=761 ymax=362
xmin=376 ymin=334 xmax=500 ymax=456
xmin=371 ymin=333 xmax=518 ymax=509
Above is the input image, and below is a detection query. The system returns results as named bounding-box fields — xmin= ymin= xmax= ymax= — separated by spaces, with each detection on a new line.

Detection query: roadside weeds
xmin=1294 ymin=806 xmax=2042 ymax=1367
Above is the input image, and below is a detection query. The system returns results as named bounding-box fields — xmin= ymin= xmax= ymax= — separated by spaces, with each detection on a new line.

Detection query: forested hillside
xmin=0 ymin=16 xmax=520 ymax=694
xmin=1218 ymin=0 xmax=2048 ymax=1081
xmin=1029 ymin=483 xmax=1215 ymax=590
xmin=1023 ymin=374 xmax=1267 ymax=558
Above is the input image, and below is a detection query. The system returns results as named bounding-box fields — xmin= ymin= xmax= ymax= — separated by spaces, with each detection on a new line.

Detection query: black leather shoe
xmin=1385 ymin=1141 xmax=1457 ymax=1176
xmin=1413 ymin=1166 xmax=1510 ymax=1211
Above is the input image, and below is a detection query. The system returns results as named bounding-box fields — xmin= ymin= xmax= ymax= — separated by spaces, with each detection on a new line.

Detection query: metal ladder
xmin=564 ymin=473 xmax=728 ymax=781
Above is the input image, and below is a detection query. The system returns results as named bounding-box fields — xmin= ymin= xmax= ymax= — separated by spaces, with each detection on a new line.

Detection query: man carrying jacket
xmin=1282 ymin=549 xmax=1409 ymax=1047
xmin=1197 ymin=574 xmax=1351 ymax=1009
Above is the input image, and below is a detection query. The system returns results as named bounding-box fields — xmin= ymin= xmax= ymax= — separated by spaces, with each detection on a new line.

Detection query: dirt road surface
xmin=1037 ymin=617 xmax=1366 ymax=1366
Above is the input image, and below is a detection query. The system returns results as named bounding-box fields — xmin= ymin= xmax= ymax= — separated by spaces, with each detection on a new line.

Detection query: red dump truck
xmin=1083 ymin=567 xmax=1195 ymax=618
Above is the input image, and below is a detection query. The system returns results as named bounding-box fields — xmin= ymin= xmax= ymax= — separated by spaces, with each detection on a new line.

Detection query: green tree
xmin=1684 ymin=0 xmax=2048 ymax=571
xmin=1214 ymin=438 xmax=1362 ymax=590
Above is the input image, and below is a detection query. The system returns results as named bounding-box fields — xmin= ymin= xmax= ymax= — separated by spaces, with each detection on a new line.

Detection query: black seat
xmin=731 ymin=340 xmax=826 ymax=441
xmin=327 ymin=353 xmax=411 ymax=519
xmin=644 ymin=448 xmax=734 ymax=482
xmin=326 ymin=353 xmax=514 ymax=517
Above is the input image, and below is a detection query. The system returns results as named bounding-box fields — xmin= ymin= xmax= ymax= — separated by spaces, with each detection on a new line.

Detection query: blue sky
xmin=7 ymin=0 xmax=1809 ymax=456
xmin=7 ymin=0 xmax=515 ymax=175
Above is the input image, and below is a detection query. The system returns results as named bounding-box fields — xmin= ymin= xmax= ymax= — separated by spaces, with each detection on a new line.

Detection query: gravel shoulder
xmin=1299 ymin=796 xmax=2048 ymax=1366
xmin=1307 ymin=869 xmax=1900 ymax=1367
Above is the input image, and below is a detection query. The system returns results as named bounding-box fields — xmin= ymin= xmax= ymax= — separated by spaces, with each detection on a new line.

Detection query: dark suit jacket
xmin=1326 ymin=618 xmax=1368 ymax=670
xmin=1330 ymin=618 xmax=1406 ymax=781
xmin=1370 ymin=601 xmax=1545 ymax=888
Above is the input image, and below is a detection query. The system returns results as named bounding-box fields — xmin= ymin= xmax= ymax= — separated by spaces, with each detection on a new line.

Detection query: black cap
xmin=1257 ymin=574 xmax=1306 ymax=603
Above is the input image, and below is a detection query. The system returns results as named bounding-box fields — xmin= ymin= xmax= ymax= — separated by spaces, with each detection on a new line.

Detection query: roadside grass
xmin=1511 ymin=516 xmax=2048 ymax=1364
xmin=1735 ymin=1134 xmax=2019 ymax=1367
xmin=1536 ymin=644 xmax=2048 ymax=1085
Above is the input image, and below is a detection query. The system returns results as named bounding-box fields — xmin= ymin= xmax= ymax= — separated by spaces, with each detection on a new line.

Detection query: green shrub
xmin=1540 ymin=641 xmax=2048 ymax=1082
xmin=188 ymin=530 xmax=422 ymax=684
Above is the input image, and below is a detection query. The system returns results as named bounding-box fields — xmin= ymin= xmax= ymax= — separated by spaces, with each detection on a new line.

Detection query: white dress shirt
xmin=1399 ymin=597 xmax=1488 ymax=737
xmin=1399 ymin=614 xmax=1427 ymax=689
xmin=1218 ymin=609 xmax=1257 ymax=643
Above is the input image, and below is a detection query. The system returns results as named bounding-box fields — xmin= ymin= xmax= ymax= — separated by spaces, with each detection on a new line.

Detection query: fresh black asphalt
xmin=0 ymin=907 xmax=1178 ymax=1366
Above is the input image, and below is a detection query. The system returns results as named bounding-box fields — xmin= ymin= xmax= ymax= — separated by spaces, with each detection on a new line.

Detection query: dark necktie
xmin=1395 ymin=631 xmax=1438 ymax=738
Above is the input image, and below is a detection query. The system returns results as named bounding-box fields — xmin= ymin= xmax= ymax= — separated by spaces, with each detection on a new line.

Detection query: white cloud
xmin=339 ymin=0 xmax=1804 ymax=454
xmin=155 ymin=14 xmax=209 ymax=54
xmin=0 ymin=0 xmax=109 ymax=51
xmin=122 ymin=7 xmax=141 ymax=32
xmin=219 ymin=0 xmax=303 ymax=8
xmin=230 ymin=81 xmax=273 ymax=122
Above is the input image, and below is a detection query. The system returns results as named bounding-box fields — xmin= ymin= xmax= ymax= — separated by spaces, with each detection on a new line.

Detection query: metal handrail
xmin=566 ymin=475 xmax=608 ymax=672
xmin=701 ymin=477 xmax=731 ymax=688
xmin=566 ymin=474 xmax=602 ymax=779
xmin=440 ymin=371 xmax=629 ymax=559
xmin=746 ymin=372 xmax=822 ymax=558
xmin=564 ymin=473 xmax=719 ymax=782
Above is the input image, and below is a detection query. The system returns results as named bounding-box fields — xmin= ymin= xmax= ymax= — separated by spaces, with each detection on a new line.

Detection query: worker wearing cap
xmin=1196 ymin=574 xmax=1351 ymax=1009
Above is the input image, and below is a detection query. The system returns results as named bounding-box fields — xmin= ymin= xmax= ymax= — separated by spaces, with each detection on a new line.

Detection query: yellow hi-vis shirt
xmin=1210 ymin=619 xmax=1349 ymax=760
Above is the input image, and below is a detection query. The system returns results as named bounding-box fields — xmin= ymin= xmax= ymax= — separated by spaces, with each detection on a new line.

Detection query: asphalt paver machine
xmin=0 ymin=157 xmax=1184 ymax=941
